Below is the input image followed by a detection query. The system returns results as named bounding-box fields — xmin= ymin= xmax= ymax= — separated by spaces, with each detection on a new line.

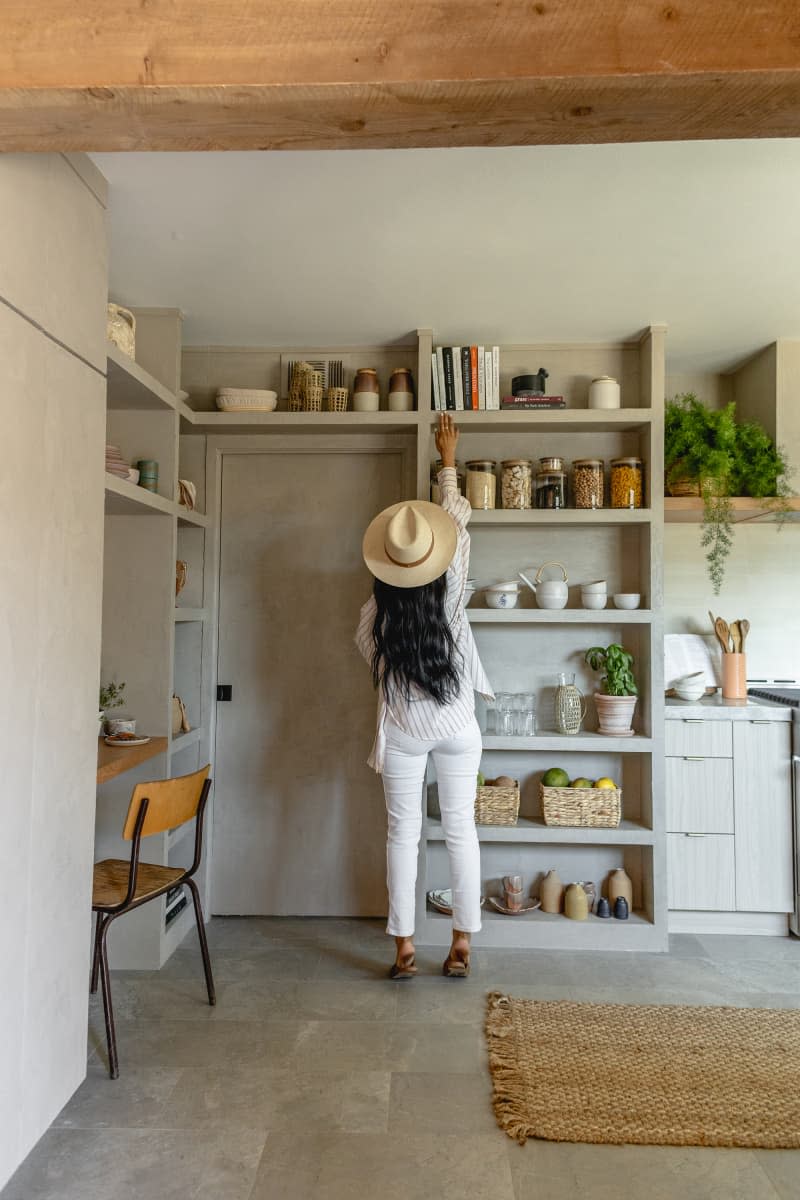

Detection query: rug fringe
xmin=485 ymin=992 xmax=539 ymax=1145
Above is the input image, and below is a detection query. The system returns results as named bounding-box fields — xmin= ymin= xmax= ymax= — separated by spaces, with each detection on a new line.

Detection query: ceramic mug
xmin=107 ymin=716 xmax=136 ymax=736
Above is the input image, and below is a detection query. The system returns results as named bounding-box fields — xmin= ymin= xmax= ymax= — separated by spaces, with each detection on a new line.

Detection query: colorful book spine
xmin=431 ymin=352 xmax=441 ymax=409
xmin=460 ymin=347 xmax=471 ymax=409
xmin=477 ymin=346 xmax=486 ymax=410
xmin=442 ymin=346 xmax=456 ymax=410
xmin=451 ymin=347 xmax=464 ymax=411
xmin=470 ymin=346 xmax=478 ymax=409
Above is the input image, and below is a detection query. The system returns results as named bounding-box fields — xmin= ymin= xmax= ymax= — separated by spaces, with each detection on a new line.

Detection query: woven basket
xmin=216 ymin=388 xmax=277 ymax=413
xmin=667 ymin=478 xmax=701 ymax=497
xmin=303 ymin=385 xmax=324 ymax=412
xmin=540 ymin=781 xmax=621 ymax=828
xmin=327 ymin=386 xmax=349 ymax=412
xmin=106 ymin=303 xmax=136 ymax=358
xmin=475 ymin=782 xmax=520 ymax=826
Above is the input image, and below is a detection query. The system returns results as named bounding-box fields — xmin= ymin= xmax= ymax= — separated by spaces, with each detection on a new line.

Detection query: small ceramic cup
xmin=581 ymin=592 xmax=607 ymax=610
xmin=106 ymin=716 xmax=136 ymax=736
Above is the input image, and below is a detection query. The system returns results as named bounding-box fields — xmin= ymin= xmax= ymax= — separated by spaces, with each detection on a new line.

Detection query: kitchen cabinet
xmin=665 ymin=703 xmax=793 ymax=929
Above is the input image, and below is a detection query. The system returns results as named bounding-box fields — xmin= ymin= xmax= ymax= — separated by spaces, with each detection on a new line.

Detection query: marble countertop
xmin=665 ymin=694 xmax=792 ymax=720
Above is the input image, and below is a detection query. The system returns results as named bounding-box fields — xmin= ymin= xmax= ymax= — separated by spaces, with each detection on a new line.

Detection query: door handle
xmin=749 ymin=719 xmax=772 ymax=724
xmin=682 ymin=719 xmax=703 ymax=724
xmin=684 ymin=832 xmax=707 ymax=837
xmin=683 ymin=756 xmax=705 ymax=761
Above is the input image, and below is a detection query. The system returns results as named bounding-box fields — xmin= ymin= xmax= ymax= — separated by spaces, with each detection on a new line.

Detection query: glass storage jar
xmin=501 ymin=459 xmax=533 ymax=509
xmin=539 ymin=455 xmax=565 ymax=472
xmin=430 ymin=459 xmax=465 ymax=503
xmin=610 ymin=457 xmax=644 ymax=508
xmin=535 ymin=468 xmax=567 ymax=509
xmin=573 ymin=458 xmax=605 ymax=509
xmin=465 ymin=460 xmax=497 ymax=509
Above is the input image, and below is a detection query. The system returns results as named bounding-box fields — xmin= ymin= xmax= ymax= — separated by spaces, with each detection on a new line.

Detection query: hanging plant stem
xmin=700 ymin=489 xmax=733 ymax=595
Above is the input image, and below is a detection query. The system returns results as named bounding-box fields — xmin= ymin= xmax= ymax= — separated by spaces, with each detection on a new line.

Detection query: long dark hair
xmin=371 ymin=574 xmax=461 ymax=706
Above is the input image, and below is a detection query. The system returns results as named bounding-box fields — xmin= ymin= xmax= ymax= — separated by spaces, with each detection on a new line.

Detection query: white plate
xmin=427 ymin=889 xmax=486 ymax=916
xmin=104 ymin=735 xmax=151 ymax=747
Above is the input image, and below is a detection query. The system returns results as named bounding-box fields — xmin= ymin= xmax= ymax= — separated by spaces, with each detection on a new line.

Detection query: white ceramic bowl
xmin=581 ymin=593 xmax=607 ymax=610
xmin=581 ymin=580 xmax=607 ymax=594
xmin=485 ymin=586 xmax=519 ymax=610
xmin=675 ymin=683 xmax=705 ymax=701
xmin=613 ymin=593 xmax=641 ymax=609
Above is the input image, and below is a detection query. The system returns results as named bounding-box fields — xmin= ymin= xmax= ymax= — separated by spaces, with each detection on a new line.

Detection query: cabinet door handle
xmin=682 ymin=719 xmax=703 ymax=724
xmin=749 ymin=719 xmax=772 ymax=724
xmin=683 ymin=756 xmax=705 ymax=761
xmin=684 ymin=832 xmax=707 ymax=838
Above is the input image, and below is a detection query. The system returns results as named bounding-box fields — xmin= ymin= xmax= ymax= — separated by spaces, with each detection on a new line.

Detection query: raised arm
xmin=435 ymin=412 xmax=471 ymax=529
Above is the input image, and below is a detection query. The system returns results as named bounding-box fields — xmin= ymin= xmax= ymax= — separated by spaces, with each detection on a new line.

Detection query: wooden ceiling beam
xmin=2 ymin=1 xmax=800 ymax=150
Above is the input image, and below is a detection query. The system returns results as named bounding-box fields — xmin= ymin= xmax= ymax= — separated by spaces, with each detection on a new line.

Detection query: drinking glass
xmin=517 ymin=693 xmax=536 ymax=737
xmin=495 ymin=693 xmax=515 ymax=737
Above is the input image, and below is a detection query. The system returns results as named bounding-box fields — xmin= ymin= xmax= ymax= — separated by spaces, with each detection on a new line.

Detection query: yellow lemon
xmin=594 ymin=777 xmax=617 ymax=790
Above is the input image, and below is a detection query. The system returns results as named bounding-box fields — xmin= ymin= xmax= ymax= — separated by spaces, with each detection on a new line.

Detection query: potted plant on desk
xmin=584 ymin=644 xmax=637 ymax=737
xmin=99 ymin=680 xmax=126 ymax=733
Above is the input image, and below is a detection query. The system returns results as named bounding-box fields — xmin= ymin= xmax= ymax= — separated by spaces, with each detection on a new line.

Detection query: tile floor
xmin=3 ymin=919 xmax=800 ymax=1199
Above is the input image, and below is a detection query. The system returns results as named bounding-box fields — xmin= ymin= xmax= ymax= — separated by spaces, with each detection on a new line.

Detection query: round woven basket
xmin=303 ymin=385 xmax=324 ymax=412
xmin=327 ymin=386 xmax=349 ymax=412
xmin=667 ymin=478 xmax=701 ymax=497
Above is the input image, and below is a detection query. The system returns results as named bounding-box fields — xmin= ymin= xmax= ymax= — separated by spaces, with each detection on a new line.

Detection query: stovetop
xmin=748 ymin=686 xmax=800 ymax=708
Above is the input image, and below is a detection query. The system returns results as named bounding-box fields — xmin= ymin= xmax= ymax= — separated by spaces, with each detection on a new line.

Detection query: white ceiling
xmin=93 ymin=140 xmax=800 ymax=373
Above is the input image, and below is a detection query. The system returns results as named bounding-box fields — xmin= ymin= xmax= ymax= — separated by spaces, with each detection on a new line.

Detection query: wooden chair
xmin=91 ymin=765 xmax=215 ymax=1078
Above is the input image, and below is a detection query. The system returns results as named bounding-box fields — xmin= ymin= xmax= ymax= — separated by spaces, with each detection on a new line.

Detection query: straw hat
xmin=362 ymin=500 xmax=458 ymax=588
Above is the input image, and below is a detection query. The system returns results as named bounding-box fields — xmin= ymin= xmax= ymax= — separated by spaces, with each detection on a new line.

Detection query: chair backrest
xmin=122 ymin=764 xmax=211 ymax=840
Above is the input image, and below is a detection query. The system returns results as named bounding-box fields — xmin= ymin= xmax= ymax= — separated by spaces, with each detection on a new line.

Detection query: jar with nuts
xmin=501 ymin=459 xmax=533 ymax=509
xmin=573 ymin=458 xmax=605 ymax=509
xmin=610 ymin=457 xmax=643 ymax=508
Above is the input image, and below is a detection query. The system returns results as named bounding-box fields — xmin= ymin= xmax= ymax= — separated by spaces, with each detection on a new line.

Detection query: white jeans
xmin=381 ymin=716 xmax=483 ymax=938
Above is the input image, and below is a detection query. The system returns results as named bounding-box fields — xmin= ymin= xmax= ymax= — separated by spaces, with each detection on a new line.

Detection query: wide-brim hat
xmin=362 ymin=499 xmax=458 ymax=588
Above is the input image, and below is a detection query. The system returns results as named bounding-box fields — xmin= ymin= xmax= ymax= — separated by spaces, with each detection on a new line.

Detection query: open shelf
xmin=425 ymin=408 xmax=654 ymax=433
xmin=170 ymin=727 xmax=203 ymax=752
xmin=467 ymin=608 xmax=651 ymax=624
xmin=420 ymin=904 xmax=659 ymax=949
xmin=664 ymin=496 xmax=800 ymax=523
xmin=104 ymin=474 xmax=175 ymax=517
xmin=482 ymin=733 xmax=652 ymax=753
xmin=426 ymin=816 xmax=655 ymax=844
xmin=174 ymin=607 xmax=208 ymax=623
xmin=177 ymin=507 xmax=210 ymax=528
xmin=106 ymin=343 xmax=178 ymax=412
xmin=182 ymin=409 xmax=420 ymax=435
xmin=96 ymin=736 xmax=168 ymax=785
xmin=468 ymin=508 xmax=651 ymax=527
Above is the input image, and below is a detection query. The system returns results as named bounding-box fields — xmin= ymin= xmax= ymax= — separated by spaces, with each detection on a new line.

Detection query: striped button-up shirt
xmin=355 ymin=467 xmax=494 ymax=772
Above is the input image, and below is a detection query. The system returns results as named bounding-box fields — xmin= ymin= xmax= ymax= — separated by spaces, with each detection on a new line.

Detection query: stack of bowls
xmin=674 ymin=671 xmax=706 ymax=701
xmin=581 ymin=580 xmax=607 ymax=610
xmin=485 ymin=582 xmax=520 ymax=610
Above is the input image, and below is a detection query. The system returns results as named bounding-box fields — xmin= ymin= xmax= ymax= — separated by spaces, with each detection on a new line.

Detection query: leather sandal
xmin=389 ymin=954 xmax=418 ymax=980
xmin=442 ymin=952 xmax=470 ymax=978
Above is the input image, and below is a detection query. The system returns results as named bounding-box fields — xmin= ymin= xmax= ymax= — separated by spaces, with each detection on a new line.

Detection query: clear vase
xmin=554 ymin=673 xmax=586 ymax=735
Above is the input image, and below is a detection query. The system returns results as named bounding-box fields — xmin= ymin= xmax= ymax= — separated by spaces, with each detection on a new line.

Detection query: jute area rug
xmin=485 ymin=993 xmax=800 ymax=1148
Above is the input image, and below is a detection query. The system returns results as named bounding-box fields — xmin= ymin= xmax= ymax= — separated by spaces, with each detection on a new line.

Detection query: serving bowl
xmin=581 ymin=593 xmax=607 ymax=610
xmin=675 ymin=682 xmax=706 ymax=701
xmin=613 ymin=593 xmax=641 ymax=609
xmin=216 ymin=388 xmax=278 ymax=413
xmin=581 ymin=580 xmax=608 ymax=594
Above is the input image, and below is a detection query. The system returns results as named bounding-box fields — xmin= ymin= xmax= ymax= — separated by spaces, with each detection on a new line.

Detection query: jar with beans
xmin=610 ymin=457 xmax=644 ymax=508
xmin=572 ymin=458 xmax=605 ymax=509
xmin=501 ymin=459 xmax=533 ymax=509
xmin=535 ymin=467 xmax=567 ymax=509
xmin=465 ymin=460 xmax=497 ymax=509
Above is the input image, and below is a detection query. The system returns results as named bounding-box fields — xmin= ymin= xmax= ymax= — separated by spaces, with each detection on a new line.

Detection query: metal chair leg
xmin=90 ymin=911 xmax=103 ymax=994
xmin=186 ymin=878 xmax=216 ymax=1006
xmin=97 ymin=914 xmax=120 ymax=1079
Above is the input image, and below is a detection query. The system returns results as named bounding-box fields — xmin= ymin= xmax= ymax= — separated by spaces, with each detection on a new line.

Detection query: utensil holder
xmin=721 ymin=652 xmax=747 ymax=699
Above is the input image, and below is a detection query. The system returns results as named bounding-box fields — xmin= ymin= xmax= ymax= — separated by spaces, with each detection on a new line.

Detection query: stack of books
xmin=500 ymin=395 xmax=566 ymax=410
xmin=432 ymin=346 xmax=501 ymax=410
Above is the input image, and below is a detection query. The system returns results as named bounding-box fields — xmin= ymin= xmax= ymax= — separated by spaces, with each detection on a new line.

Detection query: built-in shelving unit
xmin=664 ymin=496 xmax=800 ymax=523
xmin=96 ymin=310 xmax=215 ymax=971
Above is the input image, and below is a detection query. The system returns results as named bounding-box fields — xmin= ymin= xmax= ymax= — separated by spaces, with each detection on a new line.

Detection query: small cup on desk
xmin=106 ymin=716 xmax=136 ymax=736
xmin=503 ymin=874 xmax=524 ymax=912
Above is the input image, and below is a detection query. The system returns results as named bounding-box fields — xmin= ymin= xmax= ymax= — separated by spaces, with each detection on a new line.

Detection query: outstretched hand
xmin=435 ymin=412 xmax=459 ymax=468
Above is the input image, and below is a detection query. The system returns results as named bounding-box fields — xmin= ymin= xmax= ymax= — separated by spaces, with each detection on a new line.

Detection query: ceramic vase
xmin=540 ymin=869 xmax=564 ymax=914
xmin=721 ymin=653 xmax=747 ymax=700
xmin=388 ymin=367 xmax=415 ymax=411
xmin=353 ymin=368 xmax=380 ymax=412
xmin=593 ymin=693 xmax=637 ymax=737
xmin=607 ymin=867 xmax=633 ymax=908
xmin=564 ymin=883 xmax=589 ymax=921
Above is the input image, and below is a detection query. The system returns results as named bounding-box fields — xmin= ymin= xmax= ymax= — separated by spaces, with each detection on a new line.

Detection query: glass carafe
xmin=554 ymin=672 xmax=586 ymax=735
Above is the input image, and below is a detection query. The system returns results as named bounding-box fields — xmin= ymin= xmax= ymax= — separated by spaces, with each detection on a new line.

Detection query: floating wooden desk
xmin=97 ymin=737 xmax=168 ymax=785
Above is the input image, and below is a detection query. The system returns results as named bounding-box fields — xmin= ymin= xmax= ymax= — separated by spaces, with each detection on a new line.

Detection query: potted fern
xmin=584 ymin=644 xmax=637 ymax=736
xmin=664 ymin=393 xmax=792 ymax=593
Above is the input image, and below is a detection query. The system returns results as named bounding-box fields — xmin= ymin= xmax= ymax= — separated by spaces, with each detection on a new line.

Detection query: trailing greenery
xmin=99 ymin=680 xmax=126 ymax=711
xmin=584 ymin=644 xmax=638 ymax=697
xmin=664 ymin=392 xmax=794 ymax=593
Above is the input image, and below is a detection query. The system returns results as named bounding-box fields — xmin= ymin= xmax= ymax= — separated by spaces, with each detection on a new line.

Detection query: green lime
xmin=541 ymin=767 xmax=570 ymax=787
xmin=570 ymin=777 xmax=593 ymax=788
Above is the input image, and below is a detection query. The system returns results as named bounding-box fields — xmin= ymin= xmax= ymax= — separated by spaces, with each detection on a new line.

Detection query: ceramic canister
xmin=353 ymin=368 xmax=380 ymax=412
xmin=388 ymin=367 xmax=415 ymax=412
xmin=564 ymin=883 xmax=589 ymax=921
xmin=540 ymin=869 xmax=564 ymax=913
xmin=137 ymin=459 xmax=159 ymax=493
xmin=607 ymin=867 xmax=633 ymax=908
xmin=588 ymin=376 xmax=621 ymax=409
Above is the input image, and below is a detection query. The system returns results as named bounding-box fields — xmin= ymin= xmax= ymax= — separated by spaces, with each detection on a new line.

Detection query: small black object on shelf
xmin=595 ymin=896 xmax=611 ymax=918
xmin=613 ymin=896 xmax=629 ymax=920
xmin=512 ymin=367 xmax=549 ymax=397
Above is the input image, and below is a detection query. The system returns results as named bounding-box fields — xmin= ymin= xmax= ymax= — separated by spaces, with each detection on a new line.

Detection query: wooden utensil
xmin=738 ymin=618 xmax=750 ymax=649
xmin=714 ymin=616 xmax=731 ymax=654
xmin=730 ymin=620 xmax=742 ymax=653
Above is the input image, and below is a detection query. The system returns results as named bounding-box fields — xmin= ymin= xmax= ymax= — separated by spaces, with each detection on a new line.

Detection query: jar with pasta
xmin=465 ymin=459 xmax=497 ymax=509
xmin=572 ymin=458 xmax=605 ymax=509
xmin=535 ymin=468 xmax=567 ymax=509
xmin=501 ymin=459 xmax=533 ymax=509
xmin=610 ymin=457 xmax=643 ymax=508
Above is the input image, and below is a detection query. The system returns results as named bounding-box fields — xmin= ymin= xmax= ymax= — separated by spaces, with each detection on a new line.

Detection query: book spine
xmin=460 ymin=347 xmax=471 ymax=409
xmin=500 ymin=397 xmax=566 ymax=409
xmin=442 ymin=347 xmax=455 ymax=410
xmin=470 ymin=346 xmax=478 ymax=409
xmin=431 ymin=352 xmax=441 ymax=410
xmin=436 ymin=347 xmax=446 ymax=414
xmin=483 ymin=348 xmax=492 ymax=414
xmin=451 ymin=346 xmax=464 ymax=411
xmin=477 ymin=346 xmax=486 ymax=410
xmin=492 ymin=346 xmax=500 ymax=410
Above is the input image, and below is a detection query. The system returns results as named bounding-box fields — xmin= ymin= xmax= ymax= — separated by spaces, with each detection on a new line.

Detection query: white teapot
xmin=518 ymin=561 xmax=569 ymax=610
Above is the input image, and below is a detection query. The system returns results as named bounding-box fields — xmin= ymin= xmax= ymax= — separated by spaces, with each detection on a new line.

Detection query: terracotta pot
xmin=593 ymin=693 xmax=637 ymax=737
